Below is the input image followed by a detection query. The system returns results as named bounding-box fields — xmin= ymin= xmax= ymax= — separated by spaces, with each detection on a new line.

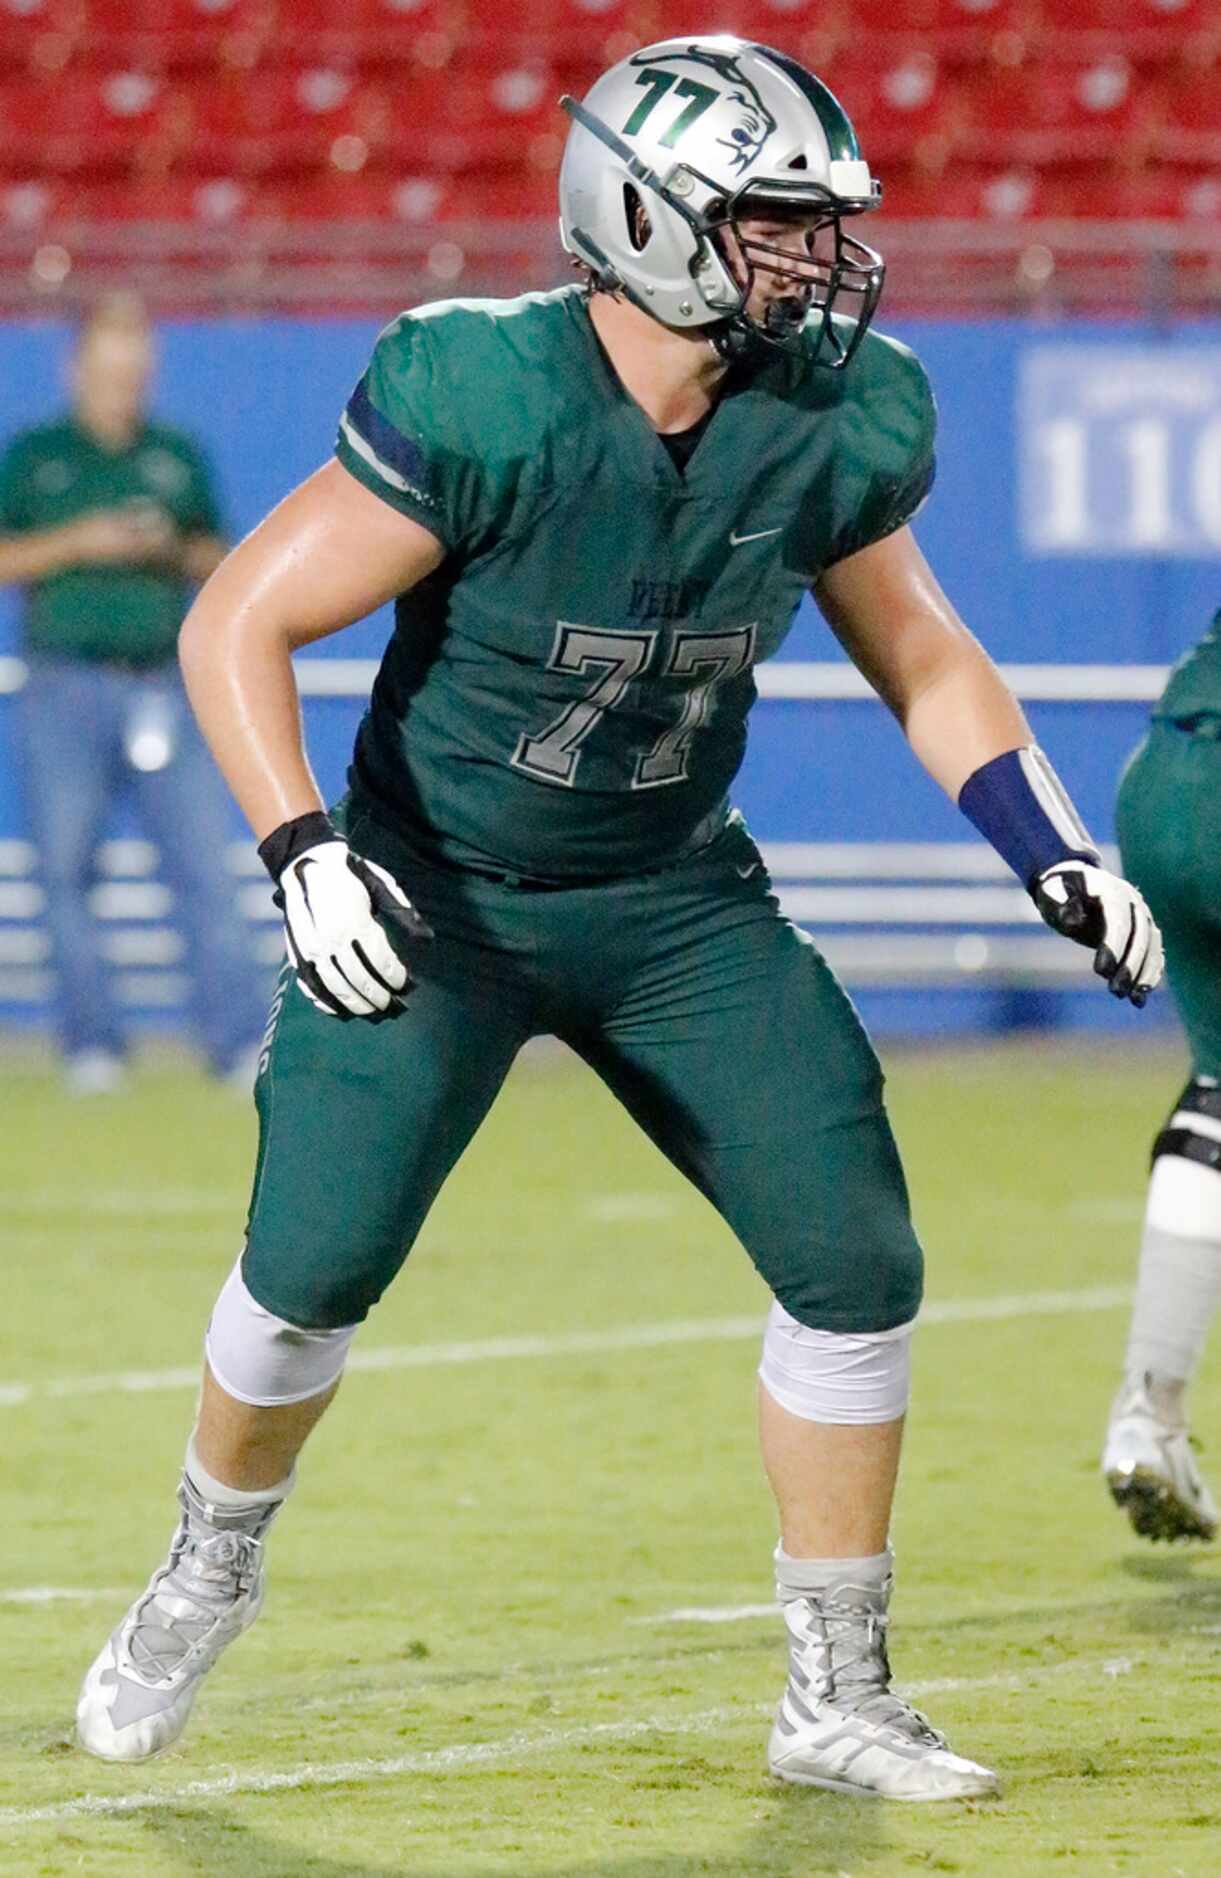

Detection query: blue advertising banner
xmin=1019 ymin=345 xmax=1221 ymax=558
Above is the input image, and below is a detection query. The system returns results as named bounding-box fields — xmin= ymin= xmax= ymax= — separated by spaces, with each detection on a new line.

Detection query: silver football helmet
xmin=559 ymin=35 xmax=884 ymax=368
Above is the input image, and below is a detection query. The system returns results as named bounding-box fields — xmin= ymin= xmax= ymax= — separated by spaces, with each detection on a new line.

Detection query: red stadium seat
xmin=0 ymin=0 xmax=79 ymax=69
xmin=0 ymin=70 xmax=190 ymax=173
xmin=264 ymin=169 xmax=424 ymax=220
xmin=0 ymin=80 xmax=65 ymax=171
xmin=824 ymin=52 xmax=962 ymax=168
xmin=876 ymin=162 xmax=1049 ymax=219
xmin=712 ymin=1 xmax=836 ymax=44
xmin=77 ymin=174 xmax=268 ymax=223
xmin=924 ymin=0 xmax=1032 ymax=64
xmin=257 ymin=165 xmax=556 ymax=302
xmin=957 ymin=57 xmax=1161 ymax=166
xmin=184 ymin=64 xmax=390 ymax=175
xmin=288 ymin=0 xmax=463 ymax=70
xmin=425 ymin=168 xmax=559 ymax=221
xmin=0 ymin=173 xmax=78 ymax=230
xmin=265 ymin=165 xmax=557 ymax=223
xmin=1047 ymin=162 xmax=1221 ymax=219
xmin=381 ymin=62 xmax=567 ymax=175
xmin=821 ymin=0 xmax=1021 ymax=53
xmin=1154 ymin=68 xmax=1220 ymax=166
xmin=544 ymin=0 xmax=686 ymax=65
xmin=1173 ymin=171 xmax=1221 ymax=221
xmin=1037 ymin=0 xmax=1221 ymax=64
xmin=80 ymin=1 xmax=277 ymax=70
xmin=829 ymin=0 xmax=938 ymax=27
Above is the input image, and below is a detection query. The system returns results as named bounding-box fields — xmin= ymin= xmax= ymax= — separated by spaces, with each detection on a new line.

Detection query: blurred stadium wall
xmin=0 ymin=2 xmax=1218 ymax=1039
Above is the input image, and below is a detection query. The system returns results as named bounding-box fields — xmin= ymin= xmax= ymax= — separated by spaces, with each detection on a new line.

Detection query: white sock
xmin=184 ymin=1433 xmax=294 ymax=1509
xmin=774 ymin=1543 xmax=892 ymax=1603
xmin=1124 ymin=1156 xmax=1221 ymax=1394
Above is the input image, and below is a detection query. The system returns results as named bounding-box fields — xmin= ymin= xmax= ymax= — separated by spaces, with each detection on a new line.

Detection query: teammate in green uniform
xmin=77 ymin=38 xmax=1163 ymax=1798
xmin=0 ymin=294 xmax=267 ymax=1090
xmin=1102 ymin=609 xmax=1221 ymax=1543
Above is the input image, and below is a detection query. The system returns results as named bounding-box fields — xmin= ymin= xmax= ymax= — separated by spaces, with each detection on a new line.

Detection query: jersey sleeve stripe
xmin=342 ymin=381 xmax=432 ymax=501
xmin=335 ymin=418 xmax=451 ymax=547
xmin=338 ymin=411 xmax=418 ymax=497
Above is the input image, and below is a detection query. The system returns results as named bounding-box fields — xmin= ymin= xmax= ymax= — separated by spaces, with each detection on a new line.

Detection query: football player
xmin=77 ymin=37 xmax=1162 ymax=1798
xmin=1103 ymin=608 xmax=1221 ymax=1544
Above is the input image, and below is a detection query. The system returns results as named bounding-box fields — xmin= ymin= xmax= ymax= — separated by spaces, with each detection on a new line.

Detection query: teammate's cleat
xmin=1103 ymin=1376 xmax=1218 ymax=1544
xmin=76 ymin=1476 xmax=279 ymax=1761
xmin=767 ymin=1579 xmax=1000 ymax=1801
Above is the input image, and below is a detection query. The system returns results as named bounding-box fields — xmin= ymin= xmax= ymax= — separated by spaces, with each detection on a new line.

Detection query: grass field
xmin=0 ymin=1033 xmax=1218 ymax=1877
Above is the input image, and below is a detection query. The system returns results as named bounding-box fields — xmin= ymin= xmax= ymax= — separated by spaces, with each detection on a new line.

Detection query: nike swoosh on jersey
xmin=729 ymin=527 xmax=784 ymax=546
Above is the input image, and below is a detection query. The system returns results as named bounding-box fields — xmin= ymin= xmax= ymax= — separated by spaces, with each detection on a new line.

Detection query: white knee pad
xmin=205 ymin=1258 xmax=359 ymax=1407
xmin=758 ymin=1300 xmax=914 ymax=1424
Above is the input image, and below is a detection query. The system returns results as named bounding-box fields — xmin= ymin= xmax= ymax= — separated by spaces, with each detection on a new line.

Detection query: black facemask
xmin=706 ymin=210 xmax=885 ymax=371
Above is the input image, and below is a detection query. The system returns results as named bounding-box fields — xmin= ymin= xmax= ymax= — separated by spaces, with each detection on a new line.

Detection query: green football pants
xmin=243 ymin=805 xmax=923 ymax=1334
xmin=1116 ymin=720 xmax=1221 ymax=1079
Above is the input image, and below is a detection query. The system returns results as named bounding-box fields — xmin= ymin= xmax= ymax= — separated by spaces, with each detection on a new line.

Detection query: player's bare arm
xmin=816 ymin=524 xmax=1162 ymax=1002
xmin=180 ymin=460 xmax=441 ymax=1019
xmin=815 ymin=522 xmax=1030 ymax=796
xmin=179 ymin=457 xmax=442 ymax=840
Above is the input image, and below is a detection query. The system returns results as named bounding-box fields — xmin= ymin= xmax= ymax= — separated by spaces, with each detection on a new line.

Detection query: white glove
xmin=275 ymin=838 xmax=433 ymax=1020
xmin=1031 ymin=861 xmax=1163 ymax=1007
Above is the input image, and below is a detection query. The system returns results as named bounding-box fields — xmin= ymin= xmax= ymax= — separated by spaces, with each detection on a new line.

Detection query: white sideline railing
xmin=0 ymin=657 xmax=1174 ymax=702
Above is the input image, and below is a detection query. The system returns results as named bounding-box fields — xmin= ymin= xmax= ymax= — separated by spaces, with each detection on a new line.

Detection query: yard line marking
xmin=1069 ymin=1197 xmax=1144 ymax=1225
xmin=0 ymin=1189 xmax=243 ymax=1217
xmin=919 ymin=1283 xmax=1131 ymax=1324
xmin=0 ymin=1285 xmax=1132 ymax=1411
xmin=0 ymin=1587 xmax=126 ymax=1605
xmin=636 ymin=1588 xmax=1169 ymax=1629
xmin=0 ymin=1656 xmax=1137 ymax=1827
xmin=585 ymin=1192 xmax=679 ymax=1222
xmin=635 ymin=1602 xmax=779 ymax=1625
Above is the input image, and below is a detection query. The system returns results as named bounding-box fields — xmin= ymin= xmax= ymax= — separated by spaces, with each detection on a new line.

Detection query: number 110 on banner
xmin=1020 ymin=347 xmax=1221 ymax=556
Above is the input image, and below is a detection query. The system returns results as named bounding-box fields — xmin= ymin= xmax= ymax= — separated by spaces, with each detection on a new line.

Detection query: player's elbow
xmin=177 ymin=585 xmax=229 ymax=683
xmin=888 ymin=616 xmax=993 ymax=721
xmin=178 ymin=560 xmax=294 ymax=682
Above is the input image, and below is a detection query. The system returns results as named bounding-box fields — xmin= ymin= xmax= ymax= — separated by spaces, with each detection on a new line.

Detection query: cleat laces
xmin=789 ymin=1593 xmax=945 ymax=1747
xmin=124 ymin=1521 xmax=263 ymax=1687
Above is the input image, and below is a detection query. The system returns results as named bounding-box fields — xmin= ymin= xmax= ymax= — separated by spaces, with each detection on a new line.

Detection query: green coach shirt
xmin=0 ymin=416 xmax=221 ymax=668
xmin=336 ymin=285 xmax=936 ymax=881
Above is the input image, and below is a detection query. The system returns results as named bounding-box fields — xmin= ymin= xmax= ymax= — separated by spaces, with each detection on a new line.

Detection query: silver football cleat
xmin=1103 ymin=1375 xmax=1218 ymax=1544
xmin=767 ymin=1578 xmax=1000 ymax=1802
xmin=77 ymin=1476 xmax=278 ymax=1761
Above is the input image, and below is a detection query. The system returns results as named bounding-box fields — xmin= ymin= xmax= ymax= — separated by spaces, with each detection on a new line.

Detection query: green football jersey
xmin=0 ymin=417 xmax=220 ymax=668
xmin=1154 ymin=607 xmax=1221 ymax=723
xmin=336 ymin=285 xmax=935 ymax=881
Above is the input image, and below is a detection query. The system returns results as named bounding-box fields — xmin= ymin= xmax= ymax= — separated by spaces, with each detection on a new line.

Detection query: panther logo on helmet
xmin=627 ymin=45 xmax=778 ymax=175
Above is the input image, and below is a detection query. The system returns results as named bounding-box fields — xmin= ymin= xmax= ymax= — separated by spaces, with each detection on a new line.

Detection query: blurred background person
xmin=0 ymin=292 xmax=267 ymax=1093
xmin=1103 ymin=606 xmax=1221 ymax=1544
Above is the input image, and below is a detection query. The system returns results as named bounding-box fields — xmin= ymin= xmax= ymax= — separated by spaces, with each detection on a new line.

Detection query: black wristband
xmin=257 ymin=811 xmax=337 ymax=883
